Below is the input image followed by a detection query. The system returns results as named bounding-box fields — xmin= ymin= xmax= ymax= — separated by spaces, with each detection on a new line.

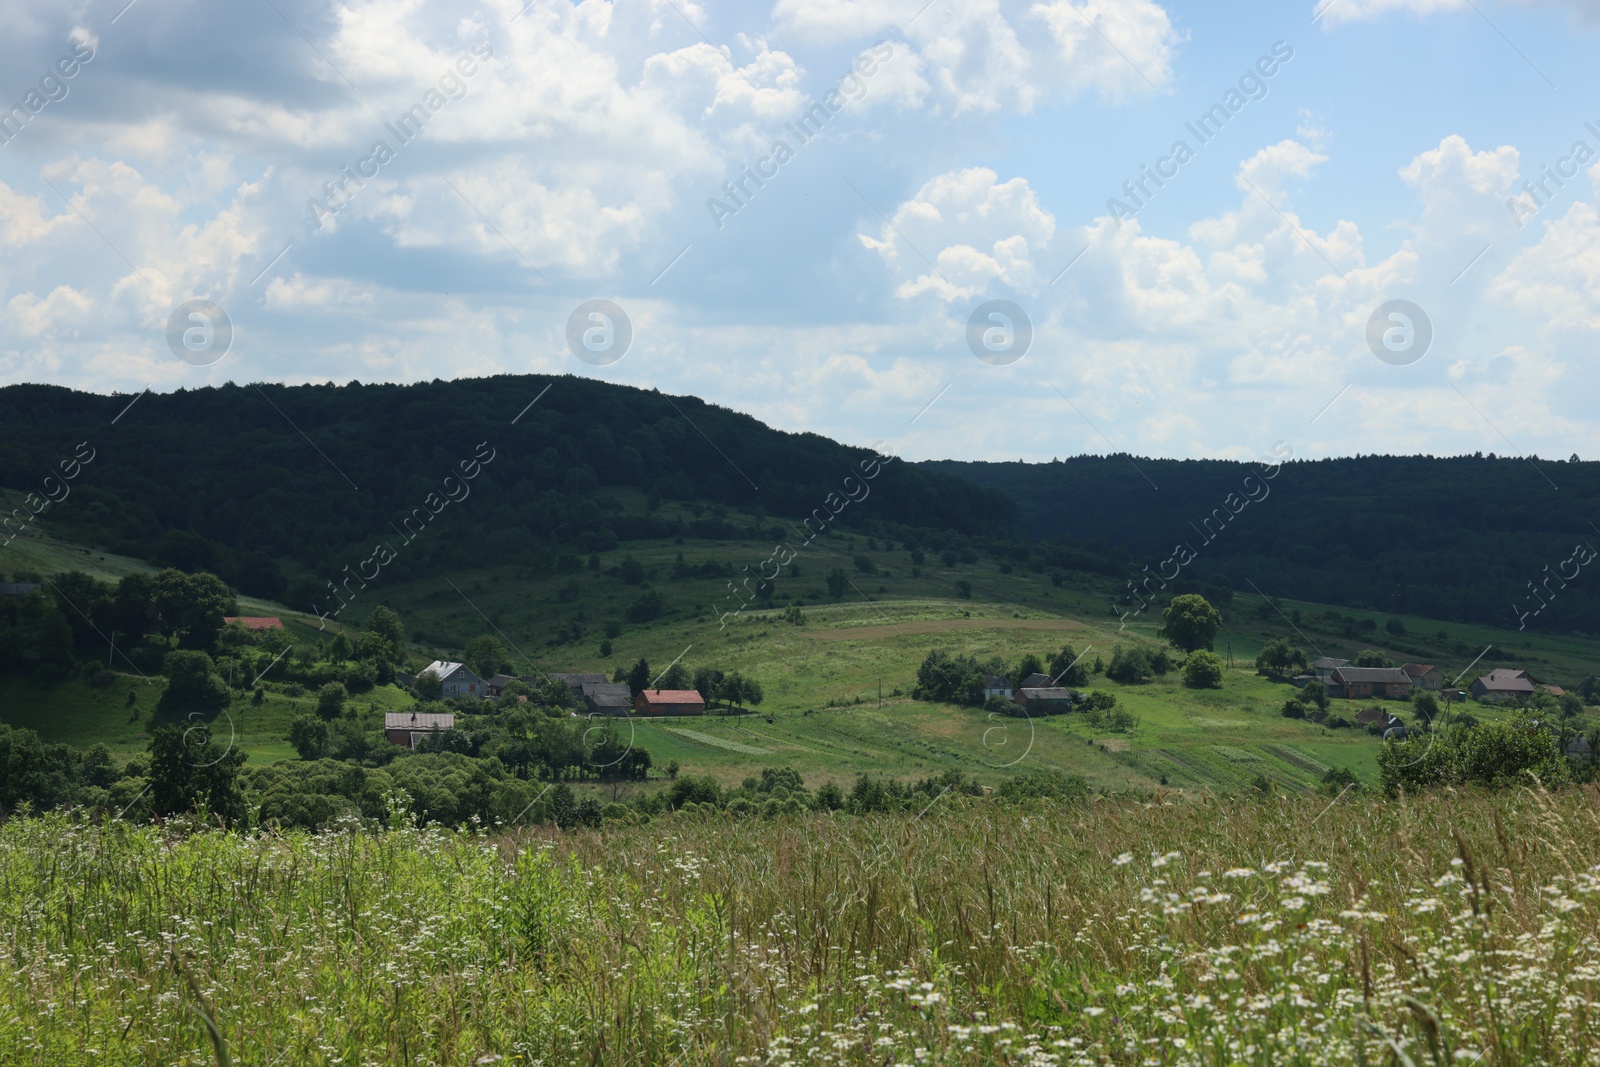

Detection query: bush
xmin=625 ymin=592 xmax=664 ymax=623
xmin=853 ymin=554 xmax=874 ymax=575
xmin=1106 ymin=645 xmax=1154 ymax=684
xmin=1181 ymin=650 xmax=1224 ymax=689
xmin=1378 ymin=715 xmax=1569 ymax=795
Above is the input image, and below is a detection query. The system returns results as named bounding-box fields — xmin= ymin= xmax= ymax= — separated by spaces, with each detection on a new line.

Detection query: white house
xmin=422 ymin=660 xmax=487 ymax=699
xmin=982 ymin=674 xmax=1014 ymax=701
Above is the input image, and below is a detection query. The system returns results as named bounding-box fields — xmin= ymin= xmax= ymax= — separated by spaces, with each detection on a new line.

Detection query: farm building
xmin=0 ymin=582 xmax=41 ymax=597
xmin=1330 ymin=666 xmax=1413 ymax=700
xmin=585 ymin=682 xmax=635 ymax=716
xmin=550 ymin=672 xmax=609 ymax=703
xmin=486 ymin=674 xmax=519 ymax=697
xmin=1014 ymin=687 xmax=1077 ymax=714
xmin=1471 ymin=668 xmax=1536 ymax=702
xmin=1354 ymin=707 xmax=1405 ymax=730
xmin=635 ymin=689 xmax=707 ymax=715
xmin=1310 ymin=657 xmax=1351 ymax=683
xmin=421 ymin=660 xmax=487 ymax=699
xmin=384 ymin=710 xmax=456 ymax=748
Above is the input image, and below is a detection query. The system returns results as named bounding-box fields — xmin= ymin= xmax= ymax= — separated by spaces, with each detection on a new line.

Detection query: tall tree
xmin=1158 ymin=594 xmax=1223 ymax=652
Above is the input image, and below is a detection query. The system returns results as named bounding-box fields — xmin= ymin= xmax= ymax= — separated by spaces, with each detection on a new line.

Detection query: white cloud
xmin=860 ymin=167 xmax=1056 ymax=300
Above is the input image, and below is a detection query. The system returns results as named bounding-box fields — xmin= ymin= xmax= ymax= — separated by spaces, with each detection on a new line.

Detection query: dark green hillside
xmin=0 ymin=376 xmax=1014 ymax=606
xmin=927 ymin=453 xmax=1599 ymax=631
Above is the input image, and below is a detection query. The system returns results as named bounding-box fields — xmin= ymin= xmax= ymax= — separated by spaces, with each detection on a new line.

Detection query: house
xmin=1018 ymin=672 xmax=1052 ymax=690
xmin=1330 ymin=666 xmax=1413 ymax=700
xmin=1567 ymin=737 xmax=1593 ymax=763
xmin=635 ymin=689 xmax=707 ymax=716
xmin=0 ymin=582 xmax=41 ymax=597
xmin=585 ymin=682 xmax=636 ymax=716
xmin=549 ymin=672 xmax=609 ymax=704
xmin=1401 ymin=663 xmax=1443 ymax=690
xmin=222 ymin=616 xmax=285 ymax=631
xmin=421 ymin=660 xmax=487 ymax=699
xmin=384 ymin=710 xmax=455 ymax=748
xmin=486 ymin=673 xmax=519 ymax=697
xmin=1310 ymin=657 xmax=1351 ymax=684
xmin=1014 ymin=687 xmax=1078 ymax=714
xmin=982 ymin=674 xmax=1015 ymax=701
xmin=1471 ymin=668 xmax=1536 ymax=703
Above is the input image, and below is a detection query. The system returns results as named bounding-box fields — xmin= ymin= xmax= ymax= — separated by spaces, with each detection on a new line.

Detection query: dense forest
xmin=5 ymin=375 xmax=1597 ymax=633
xmin=929 ymin=453 xmax=1599 ymax=631
xmin=0 ymin=376 xmax=1012 ymax=606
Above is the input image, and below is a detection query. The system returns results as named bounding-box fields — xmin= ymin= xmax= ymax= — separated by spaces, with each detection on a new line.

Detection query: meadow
xmin=5 ymin=786 xmax=1599 ymax=1065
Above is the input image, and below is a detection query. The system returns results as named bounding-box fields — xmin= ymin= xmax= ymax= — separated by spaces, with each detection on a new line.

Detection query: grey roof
xmin=584 ymin=682 xmax=634 ymax=708
xmin=551 ymin=672 xmax=608 ymax=689
xmin=1018 ymin=672 xmax=1051 ymax=689
xmin=1332 ymin=666 xmax=1411 ymax=684
xmin=1401 ymin=663 xmax=1437 ymax=676
xmin=1311 ymin=657 xmax=1351 ymax=670
xmin=1567 ymin=737 xmax=1593 ymax=756
xmin=1017 ymin=687 xmax=1076 ymax=700
xmin=488 ymin=674 xmax=519 ymax=688
xmin=1477 ymin=669 xmax=1535 ymax=692
xmin=385 ymin=711 xmax=455 ymax=730
xmin=422 ymin=660 xmax=471 ymax=681
xmin=983 ymin=674 xmax=1013 ymax=688
xmin=0 ymin=582 xmax=41 ymax=596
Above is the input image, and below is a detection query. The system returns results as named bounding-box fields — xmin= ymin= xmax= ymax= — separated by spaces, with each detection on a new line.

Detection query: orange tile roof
xmin=223 ymin=616 xmax=284 ymax=630
xmin=639 ymin=689 xmax=704 ymax=703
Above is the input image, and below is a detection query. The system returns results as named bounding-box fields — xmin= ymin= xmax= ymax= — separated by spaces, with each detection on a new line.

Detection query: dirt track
xmin=806 ymin=617 xmax=1092 ymax=641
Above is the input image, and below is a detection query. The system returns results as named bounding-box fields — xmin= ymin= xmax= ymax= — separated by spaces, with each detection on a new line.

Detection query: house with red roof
xmin=634 ymin=689 xmax=706 ymax=716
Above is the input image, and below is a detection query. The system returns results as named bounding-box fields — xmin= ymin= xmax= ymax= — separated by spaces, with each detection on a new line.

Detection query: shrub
xmin=1181 ymin=650 xmax=1224 ymax=689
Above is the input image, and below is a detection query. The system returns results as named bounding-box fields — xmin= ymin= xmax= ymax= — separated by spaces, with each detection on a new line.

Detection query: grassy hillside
xmin=6 ymin=504 xmax=1594 ymax=797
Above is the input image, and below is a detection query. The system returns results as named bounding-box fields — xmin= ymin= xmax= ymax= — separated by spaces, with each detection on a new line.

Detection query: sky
xmin=3 ymin=0 xmax=1600 ymax=465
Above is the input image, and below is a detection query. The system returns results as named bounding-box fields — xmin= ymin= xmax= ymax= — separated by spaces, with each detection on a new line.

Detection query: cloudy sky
xmin=3 ymin=0 xmax=1600 ymax=464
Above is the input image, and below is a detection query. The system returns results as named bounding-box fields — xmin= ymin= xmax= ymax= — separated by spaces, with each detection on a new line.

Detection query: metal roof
xmin=384 ymin=711 xmax=455 ymax=730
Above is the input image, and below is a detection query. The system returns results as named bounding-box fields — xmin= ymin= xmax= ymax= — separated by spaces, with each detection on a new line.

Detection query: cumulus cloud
xmin=859 ymin=167 xmax=1056 ymax=300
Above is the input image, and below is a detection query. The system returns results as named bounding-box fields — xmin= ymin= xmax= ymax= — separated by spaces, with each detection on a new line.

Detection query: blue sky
xmin=2 ymin=0 xmax=1600 ymax=465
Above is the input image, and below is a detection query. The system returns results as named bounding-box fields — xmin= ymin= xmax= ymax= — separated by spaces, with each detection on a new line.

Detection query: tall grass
xmin=3 ymin=787 xmax=1599 ymax=1064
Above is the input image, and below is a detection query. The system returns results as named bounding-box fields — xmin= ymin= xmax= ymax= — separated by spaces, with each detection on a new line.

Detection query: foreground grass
xmin=5 ymin=788 xmax=1600 ymax=1066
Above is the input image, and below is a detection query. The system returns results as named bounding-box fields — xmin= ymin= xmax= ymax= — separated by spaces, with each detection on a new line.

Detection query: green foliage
xmin=1181 ymin=650 xmax=1225 ymax=689
xmin=413 ymin=669 xmax=443 ymax=700
xmin=1378 ymin=715 xmax=1571 ymax=796
xmin=315 ymin=682 xmax=348 ymax=721
xmin=1046 ymin=646 xmax=1087 ymax=687
xmin=1158 ymin=594 xmax=1223 ymax=652
xmin=912 ymin=650 xmax=986 ymax=707
xmin=1355 ymin=648 xmax=1394 ymax=667
xmin=147 ymin=723 xmax=247 ymax=824
xmin=465 ymin=634 xmax=512 ymax=680
xmin=1255 ymin=637 xmax=1307 ymax=674
xmin=624 ymin=591 xmax=664 ymax=623
xmin=157 ymin=650 xmax=230 ymax=716
xmin=825 ymin=569 xmax=848 ymax=600
xmin=853 ymin=554 xmax=874 ymax=575
xmin=1319 ymin=765 xmax=1360 ymax=796
xmin=1106 ymin=645 xmax=1156 ymax=684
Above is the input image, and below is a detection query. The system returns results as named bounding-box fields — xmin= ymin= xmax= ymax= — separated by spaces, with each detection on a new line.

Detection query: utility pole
xmin=878 ymin=677 xmax=882 ymax=708
xmin=107 ymin=631 xmax=117 ymax=669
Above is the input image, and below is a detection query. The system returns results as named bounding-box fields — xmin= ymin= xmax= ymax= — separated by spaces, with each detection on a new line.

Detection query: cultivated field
xmin=5 ymin=788 xmax=1599 ymax=1065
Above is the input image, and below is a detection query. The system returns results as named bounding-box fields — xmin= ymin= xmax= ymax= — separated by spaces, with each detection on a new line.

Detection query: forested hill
xmin=0 ymin=376 xmax=1013 ymax=604
xmin=925 ymin=454 xmax=1599 ymax=631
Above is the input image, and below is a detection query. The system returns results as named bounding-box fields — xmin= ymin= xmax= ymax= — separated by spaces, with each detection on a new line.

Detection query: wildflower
xmin=1113 ymin=853 xmax=1134 ymax=866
